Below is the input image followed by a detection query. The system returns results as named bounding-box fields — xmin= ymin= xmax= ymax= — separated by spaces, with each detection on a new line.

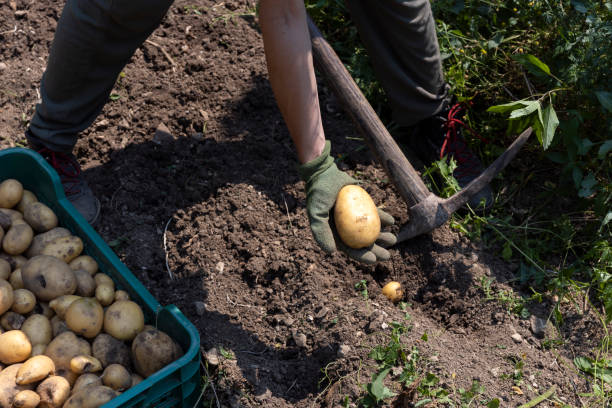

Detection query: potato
xmin=0 ymin=208 xmax=23 ymax=224
xmin=70 ymin=355 xmax=102 ymax=374
xmin=50 ymin=316 xmax=69 ymax=338
xmin=65 ymin=297 xmax=103 ymax=338
xmin=0 ymin=279 xmax=14 ymax=315
xmin=0 ymin=212 xmax=9 ymax=231
xmin=71 ymin=373 xmax=101 ymax=394
xmin=130 ymin=373 xmax=143 ymax=388
xmin=55 ymin=369 xmax=78 ymax=388
xmin=132 ymin=328 xmax=183 ymax=377
xmin=0 ymin=330 xmax=32 ymax=364
xmin=16 ymin=190 xmax=38 ymax=214
xmin=31 ymin=344 xmax=47 ymax=357
xmin=2 ymin=223 xmax=34 ymax=255
xmin=0 ymin=179 xmax=23 ymax=209
xmin=63 ymin=385 xmax=117 ymax=408
xmin=382 ymin=281 xmax=403 ymax=302
xmin=49 ymin=295 xmax=81 ymax=319
xmin=101 ymin=364 xmax=131 ymax=391
xmin=11 ymin=255 xmax=27 ymax=270
xmin=9 ymin=268 xmax=23 ymax=289
xmin=21 ymin=314 xmax=53 ymax=347
xmin=94 ymin=273 xmax=114 ymax=289
xmin=103 ymin=300 xmax=144 ymax=341
xmin=36 ymin=375 xmax=71 ymax=408
xmin=0 ymin=258 xmax=9 ymax=281
xmin=13 ymin=389 xmax=40 ymax=408
xmin=25 ymin=228 xmax=71 ymax=258
xmin=44 ymin=331 xmax=91 ymax=372
xmin=74 ymin=269 xmax=96 ymax=297
xmin=1 ymin=311 xmax=25 ymax=330
xmin=22 ymin=255 xmax=77 ymax=301
xmin=41 ymin=235 xmax=83 ymax=263
xmin=69 ymin=255 xmax=98 ymax=275
xmin=114 ymin=290 xmax=129 ymax=302
xmin=32 ymin=302 xmax=54 ymax=319
xmin=11 ymin=289 xmax=36 ymax=314
xmin=95 ymin=283 xmax=114 ymax=307
xmin=333 ymin=185 xmax=381 ymax=249
xmin=0 ymin=364 xmax=35 ymax=407
xmin=92 ymin=333 xmax=131 ymax=369
xmin=16 ymin=355 xmax=56 ymax=384
xmin=23 ymin=202 xmax=58 ymax=233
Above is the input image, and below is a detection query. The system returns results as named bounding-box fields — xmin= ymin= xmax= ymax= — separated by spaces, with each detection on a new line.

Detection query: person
xmin=25 ymin=0 xmax=491 ymax=265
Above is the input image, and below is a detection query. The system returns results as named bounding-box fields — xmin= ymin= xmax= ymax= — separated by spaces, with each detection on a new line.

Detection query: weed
xmin=355 ymin=279 xmax=368 ymax=300
xmin=218 ymin=346 xmax=235 ymax=360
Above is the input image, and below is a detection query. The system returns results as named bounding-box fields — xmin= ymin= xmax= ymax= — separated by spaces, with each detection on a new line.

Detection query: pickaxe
xmin=307 ymin=17 xmax=532 ymax=243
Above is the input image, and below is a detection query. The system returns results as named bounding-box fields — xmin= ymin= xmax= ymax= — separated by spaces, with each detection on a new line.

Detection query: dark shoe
xmin=35 ymin=147 xmax=101 ymax=225
xmin=396 ymin=103 xmax=493 ymax=210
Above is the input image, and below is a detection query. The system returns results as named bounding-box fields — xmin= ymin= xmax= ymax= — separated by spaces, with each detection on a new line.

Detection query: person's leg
xmin=345 ymin=0 xmax=448 ymax=127
xmin=27 ymin=0 xmax=175 ymax=152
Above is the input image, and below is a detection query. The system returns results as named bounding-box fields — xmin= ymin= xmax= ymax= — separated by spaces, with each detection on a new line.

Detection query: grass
xmin=306 ymin=0 xmax=611 ymax=405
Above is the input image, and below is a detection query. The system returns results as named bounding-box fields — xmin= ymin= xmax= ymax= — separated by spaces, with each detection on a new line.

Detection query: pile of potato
xmin=0 ymin=179 xmax=183 ymax=408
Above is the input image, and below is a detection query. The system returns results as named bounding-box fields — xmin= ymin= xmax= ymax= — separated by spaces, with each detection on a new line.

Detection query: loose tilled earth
xmin=0 ymin=1 xmax=606 ymax=406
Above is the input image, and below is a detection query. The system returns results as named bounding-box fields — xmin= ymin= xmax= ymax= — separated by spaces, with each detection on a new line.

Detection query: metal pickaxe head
xmin=307 ymin=16 xmax=533 ymax=243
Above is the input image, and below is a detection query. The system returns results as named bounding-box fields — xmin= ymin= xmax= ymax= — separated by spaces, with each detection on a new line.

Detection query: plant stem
xmin=517 ymin=386 xmax=556 ymax=408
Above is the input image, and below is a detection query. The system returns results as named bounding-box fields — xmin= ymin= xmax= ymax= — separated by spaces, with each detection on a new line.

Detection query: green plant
xmin=355 ymin=279 xmax=368 ymax=300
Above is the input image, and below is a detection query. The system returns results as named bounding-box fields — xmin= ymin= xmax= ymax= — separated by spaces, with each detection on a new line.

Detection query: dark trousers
xmin=28 ymin=0 xmax=447 ymax=151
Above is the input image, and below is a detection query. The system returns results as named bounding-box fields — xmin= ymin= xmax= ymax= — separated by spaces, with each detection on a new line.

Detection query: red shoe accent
xmin=37 ymin=148 xmax=82 ymax=196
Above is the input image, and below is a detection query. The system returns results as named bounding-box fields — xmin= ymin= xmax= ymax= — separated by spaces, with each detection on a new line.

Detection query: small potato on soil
xmin=381 ymin=281 xmax=403 ymax=303
xmin=12 ymin=389 xmax=40 ymax=408
xmin=36 ymin=375 xmax=71 ymax=408
xmin=68 ymin=255 xmax=98 ymax=275
xmin=101 ymin=363 xmax=131 ymax=391
xmin=23 ymin=202 xmax=58 ymax=233
xmin=103 ymin=300 xmax=144 ymax=341
xmin=22 ymin=255 xmax=77 ymax=301
xmin=131 ymin=327 xmax=183 ymax=378
xmin=0 ymin=330 xmax=32 ymax=364
xmin=16 ymin=355 xmax=55 ymax=385
xmin=41 ymin=235 xmax=83 ymax=263
xmin=63 ymin=385 xmax=117 ymax=408
xmin=0 ymin=179 xmax=23 ymax=209
xmin=92 ymin=333 xmax=131 ymax=369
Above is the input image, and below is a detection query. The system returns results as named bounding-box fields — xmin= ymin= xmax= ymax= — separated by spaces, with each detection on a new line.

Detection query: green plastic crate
xmin=0 ymin=147 xmax=201 ymax=407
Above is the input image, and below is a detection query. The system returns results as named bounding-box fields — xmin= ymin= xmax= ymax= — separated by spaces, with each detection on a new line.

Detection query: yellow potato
xmin=132 ymin=328 xmax=183 ymax=378
xmin=94 ymin=273 xmax=114 ymax=289
xmin=70 ymin=355 xmax=102 ymax=374
xmin=0 ymin=330 xmax=32 ymax=364
xmin=9 ymin=268 xmax=24 ymax=289
xmin=49 ymin=295 xmax=81 ymax=319
xmin=65 ymin=297 xmax=103 ymax=338
xmin=95 ymin=283 xmax=115 ymax=307
xmin=69 ymin=255 xmax=98 ymax=275
xmin=44 ymin=331 xmax=91 ymax=372
xmin=13 ymin=389 xmax=40 ymax=408
xmin=101 ymin=364 xmax=131 ymax=391
xmin=23 ymin=202 xmax=58 ymax=233
xmin=0 ymin=279 xmax=14 ymax=315
xmin=21 ymin=314 xmax=53 ymax=347
xmin=63 ymin=385 xmax=117 ymax=408
xmin=0 ymin=364 xmax=35 ymax=407
xmin=41 ymin=235 xmax=83 ymax=263
xmin=103 ymin=300 xmax=144 ymax=341
xmin=16 ymin=355 xmax=56 ymax=385
xmin=0 ymin=258 xmax=10 ymax=280
xmin=2 ymin=222 xmax=34 ymax=255
xmin=0 ymin=208 xmax=23 ymax=224
xmin=22 ymin=255 xmax=77 ymax=301
xmin=381 ymin=281 xmax=403 ymax=303
xmin=0 ymin=179 xmax=23 ymax=209
xmin=16 ymin=190 xmax=38 ymax=214
xmin=333 ymin=185 xmax=381 ymax=249
xmin=130 ymin=373 xmax=144 ymax=388
xmin=1 ymin=311 xmax=25 ymax=331
xmin=36 ymin=375 xmax=71 ymax=408
xmin=11 ymin=288 xmax=36 ymax=314
xmin=114 ymin=290 xmax=130 ymax=302
xmin=74 ymin=269 xmax=96 ymax=297
xmin=25 ymin=227 xmax=71 ymax=258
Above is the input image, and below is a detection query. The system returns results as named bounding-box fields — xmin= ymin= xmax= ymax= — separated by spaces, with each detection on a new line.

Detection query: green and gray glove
xmin=298 ymin=141 xmax=397 ymax=265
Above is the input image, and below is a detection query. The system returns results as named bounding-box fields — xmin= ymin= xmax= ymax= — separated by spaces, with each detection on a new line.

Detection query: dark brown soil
xmin=0 ymin=0 xmax=605 ymax=406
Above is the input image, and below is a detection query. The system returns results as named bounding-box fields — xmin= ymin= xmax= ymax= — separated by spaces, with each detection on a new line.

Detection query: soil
xmin=0 ymin=0 xmax=606 ymax=406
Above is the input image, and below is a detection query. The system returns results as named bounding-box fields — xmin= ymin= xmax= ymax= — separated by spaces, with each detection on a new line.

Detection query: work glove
xmin=298 ymin=141 xmax=397 ymax=265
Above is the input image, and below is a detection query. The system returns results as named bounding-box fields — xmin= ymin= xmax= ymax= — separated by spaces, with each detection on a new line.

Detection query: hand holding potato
xmin=298 ymin=141 xmax=396 ymax=265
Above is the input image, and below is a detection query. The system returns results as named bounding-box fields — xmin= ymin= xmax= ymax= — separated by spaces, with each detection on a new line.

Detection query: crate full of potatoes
xmin=0 ymin=147 xmax=200 ymax=408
